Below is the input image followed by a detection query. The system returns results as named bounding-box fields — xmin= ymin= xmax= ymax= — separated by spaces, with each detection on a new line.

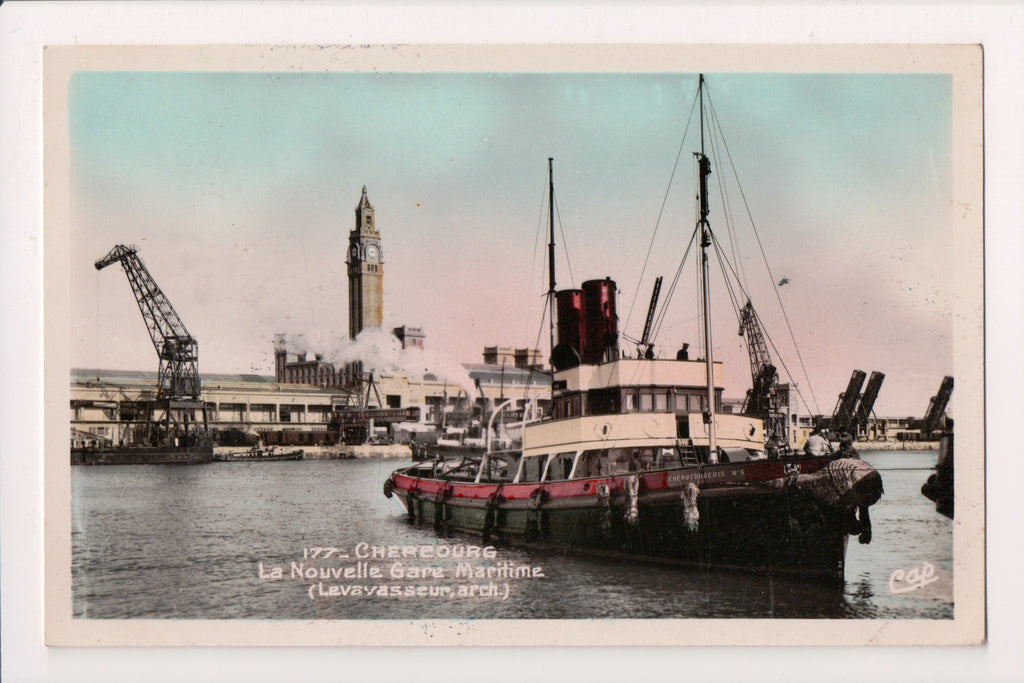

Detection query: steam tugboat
xmin=384 ymin=76 xmax=883 ymax=581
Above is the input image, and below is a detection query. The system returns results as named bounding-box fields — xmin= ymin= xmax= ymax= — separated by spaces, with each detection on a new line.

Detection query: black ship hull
xmin=388 ymin=457 xmax=881 ymax=583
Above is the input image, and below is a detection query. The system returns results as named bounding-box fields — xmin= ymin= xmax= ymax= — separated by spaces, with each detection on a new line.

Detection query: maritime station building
xmin=70 ymin=355 xmax=551 ymax=449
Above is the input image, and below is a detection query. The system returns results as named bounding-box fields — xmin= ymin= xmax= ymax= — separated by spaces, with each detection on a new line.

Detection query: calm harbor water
xmin=71 ymin=450 xmax=953 ymax=620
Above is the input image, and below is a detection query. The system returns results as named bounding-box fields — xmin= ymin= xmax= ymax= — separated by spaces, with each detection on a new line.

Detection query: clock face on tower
xmin=365 ymin=244 xmax=380 ymax=263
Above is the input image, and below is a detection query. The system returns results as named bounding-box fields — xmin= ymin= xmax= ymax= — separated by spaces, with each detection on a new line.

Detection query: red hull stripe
xmin=393 ymin=458 xmax=829 ymax=500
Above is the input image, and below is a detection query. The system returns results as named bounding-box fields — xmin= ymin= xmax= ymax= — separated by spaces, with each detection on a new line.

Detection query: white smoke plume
xmin=277 ymin=327 xmax=477 ymax=399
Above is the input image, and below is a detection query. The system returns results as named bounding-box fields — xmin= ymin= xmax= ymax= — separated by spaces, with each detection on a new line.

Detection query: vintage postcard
xmin=40 ymin=42 xmax=984 ymax=650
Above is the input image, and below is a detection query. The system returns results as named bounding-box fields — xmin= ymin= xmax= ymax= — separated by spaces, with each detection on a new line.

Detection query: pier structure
xmin=70 ymin=354 xmax=552 ymax=450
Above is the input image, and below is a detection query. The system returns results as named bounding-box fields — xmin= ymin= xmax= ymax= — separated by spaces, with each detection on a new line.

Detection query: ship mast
xmin=547 ymin=157 xmax=557 ymax=398
xmin=696 ymin=75 xmax=718 ymax=463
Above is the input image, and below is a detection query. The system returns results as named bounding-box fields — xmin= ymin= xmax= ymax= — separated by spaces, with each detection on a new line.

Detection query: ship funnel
xmin=553 ymin=289 xmax=586 ymax=369
xmin=581 ymin=278 xmax=619 ymax=364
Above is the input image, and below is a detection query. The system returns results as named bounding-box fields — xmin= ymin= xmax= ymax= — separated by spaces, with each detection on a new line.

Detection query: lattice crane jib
xmin=737 ymin=300 xmax=784 ymax=439
xmin=95 ymin=244 xmax=200 ymax=400
xmin=738 ymin=301 xmax=772 ymax=387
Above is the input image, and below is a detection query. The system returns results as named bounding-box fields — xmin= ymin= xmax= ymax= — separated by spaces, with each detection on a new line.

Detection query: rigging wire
xmin=521 ymin=295 xmax=551 ymax=400
xmin=649 ymin=223 xmax=699 ymax=348
xmin=711 ymin=111 xmax=822 ymax=415
xmin=710 ymin=234 xmax=745 ymax=326
xmin=525 ymin=180 xmax=549 ymax=334
xmin=622 ymin=85 xmax=701 ymax=336
xmin=705 ymin=227 xmax=818 ymax=417
xmin=648 ymin=152 xmax=703 ymax=356
xmin=706 ymin=92 xmax=750 ymax=292
xmin=553 ymin=193 xmax=576 ymax=289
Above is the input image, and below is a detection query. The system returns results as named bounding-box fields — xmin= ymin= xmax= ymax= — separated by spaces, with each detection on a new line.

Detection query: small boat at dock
xmin=212 ymin=446 xmax=304 ymax=462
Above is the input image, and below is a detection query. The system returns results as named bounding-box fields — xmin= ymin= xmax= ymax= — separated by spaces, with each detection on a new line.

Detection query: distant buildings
xmin=71 ymin=185 xmax=552 ymax=447
xmin=482 ymin=346 xmax=544 ymax=371
xmin=393 ymin=326 xmax=425 ymax=351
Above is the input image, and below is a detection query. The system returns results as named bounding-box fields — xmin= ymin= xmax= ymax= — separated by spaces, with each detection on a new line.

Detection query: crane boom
xmin=738 ymin=300 xmax=772 ymax=387
xmin=639 ymin=276 xmax=663 ymax=354
xmin=854 ymin=371 xmax=885 ymax=436
xmin=921 ymin=376 xmax=954 ymax=435
xmin=95 ymin=244 xmax=200 ymax=400
xmin=737 ymin=299 xmax=786 ymax=441
xmin=829 ymin=370 xmax=867 ymax=435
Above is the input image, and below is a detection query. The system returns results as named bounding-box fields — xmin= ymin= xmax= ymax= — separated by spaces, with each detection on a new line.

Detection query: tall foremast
xmin=547 ymin=158 xmax=557 ymax=400
xmin=696 ymin=74 xmax=719 ymax=463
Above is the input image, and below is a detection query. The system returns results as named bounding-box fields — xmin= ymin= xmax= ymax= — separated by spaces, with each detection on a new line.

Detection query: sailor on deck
xmin=838 ymin=432 xmax=860 ymax=458
xmin=803 ymin=427 xmax=832 ymax=457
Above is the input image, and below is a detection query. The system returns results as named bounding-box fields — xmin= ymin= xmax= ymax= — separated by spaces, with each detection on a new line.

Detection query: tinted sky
xmin=69 ymin=70 xmax=952 ymax=416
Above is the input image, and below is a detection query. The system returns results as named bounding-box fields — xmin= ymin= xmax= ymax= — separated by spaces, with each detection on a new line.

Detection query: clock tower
xmin=347 ymin=186 xmax=384 ymax=339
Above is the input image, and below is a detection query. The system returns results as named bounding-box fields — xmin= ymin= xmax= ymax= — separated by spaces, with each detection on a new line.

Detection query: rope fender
xmin=406 ymin=483 xmax=420 ymax=521
xmin=680 ymin=482 xmax=700 ymax=532
xmin=482 ymin=486 xmax=504 ymax=540
xmin=624 ymin=474 xmax=641 ymax=525
xmin=434 ymin=482 xmax=453 ymax=531
xmin=525 ymin=486 xmax=547 ymax=541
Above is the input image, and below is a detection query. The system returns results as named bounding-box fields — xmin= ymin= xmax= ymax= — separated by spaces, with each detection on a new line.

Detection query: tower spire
xmin=348 ymin=185 xmax=383 ymax=339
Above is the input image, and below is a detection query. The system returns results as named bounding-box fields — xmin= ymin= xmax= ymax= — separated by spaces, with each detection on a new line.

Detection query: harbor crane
xmin=95 ymin=244 xmax=206 ymax=446
xmin=854 ymin=371 xmax=885 ymax=438
xmin=96 ymin=244 xmax=200 ymax=400
xmin=829 ymin=370 xmax=867 ymax=436
xmin=737 ymin=300 xmax=787 ymax=444
xmin=919 ymin=376 xmax=954 ymax=438
xmin=829 ymin=369 xmax=886 ymax=440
